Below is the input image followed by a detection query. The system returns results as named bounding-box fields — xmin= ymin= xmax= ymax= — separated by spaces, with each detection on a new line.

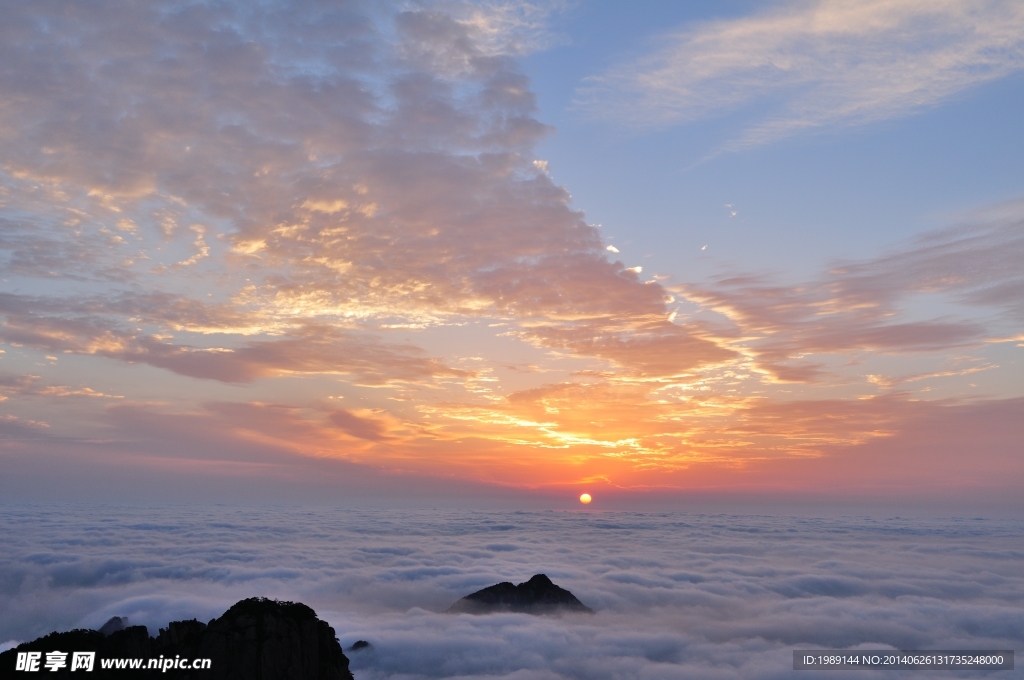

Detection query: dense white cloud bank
xmin=1 ymin=506 xmax=1022 ymax=678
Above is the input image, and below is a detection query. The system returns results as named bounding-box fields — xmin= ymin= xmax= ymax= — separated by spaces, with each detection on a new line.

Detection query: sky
xmin=1 ymin=0 xmax=1023 ymax=509
xmin=2 ymin=507 xmax=1023 ymax=678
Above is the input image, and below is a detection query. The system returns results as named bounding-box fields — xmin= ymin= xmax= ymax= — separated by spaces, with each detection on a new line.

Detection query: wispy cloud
xmin=577 ymin=0 xmax=1024 ymax=147
xmin=678 ymin=213 xmax=1024 ymax=382
xmin=0 ymin=372 xmax=122 ymax=400
xmin=443 ymin=0 xmax=570 ymax=58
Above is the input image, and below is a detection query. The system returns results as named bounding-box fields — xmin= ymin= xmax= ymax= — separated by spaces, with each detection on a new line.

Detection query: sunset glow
xmin=0 ymin=0 xmax=1021 ymax=508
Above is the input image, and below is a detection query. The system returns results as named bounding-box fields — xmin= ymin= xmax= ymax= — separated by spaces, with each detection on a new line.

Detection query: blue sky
xmin=523 ymin=0 xmax=1024 ymax=279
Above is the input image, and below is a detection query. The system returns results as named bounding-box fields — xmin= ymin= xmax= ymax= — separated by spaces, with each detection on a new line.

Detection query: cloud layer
xmin=0 ymin=0 xmax=717 ymax=388
xmin=2 ymin=507 xmax=1022 ymax=679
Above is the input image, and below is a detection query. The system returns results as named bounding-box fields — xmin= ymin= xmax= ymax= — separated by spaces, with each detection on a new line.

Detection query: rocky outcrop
xmin=447 ymin=574 xmax=593 ymax=614
xmin=98 ymin=617 xmax=128 ymax=636
xmin=0 ymin=598 xmax=352 ymax=680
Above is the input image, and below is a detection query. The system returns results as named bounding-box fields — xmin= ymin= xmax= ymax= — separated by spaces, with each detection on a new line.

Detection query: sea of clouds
xmin=1 ymin=506 xmax=1022 ymax=679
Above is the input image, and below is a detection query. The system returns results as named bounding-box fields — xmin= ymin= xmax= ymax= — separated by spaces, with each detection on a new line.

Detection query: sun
xmin=579 ymin=493 xmax=592 ymax=505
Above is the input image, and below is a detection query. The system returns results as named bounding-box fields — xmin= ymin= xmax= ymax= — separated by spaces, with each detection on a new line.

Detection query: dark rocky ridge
xmin=447 ymin=574 xmax=593 ymax=614
xmin=97 ymin=617 xmax=127 ymax=636
xmin=0 ymin=598 xmax=352 ymax=680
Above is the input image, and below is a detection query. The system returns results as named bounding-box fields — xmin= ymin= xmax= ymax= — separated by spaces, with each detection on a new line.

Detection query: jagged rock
xmin=0 ymin=598 xmax=352 ymax=680
xmin=447 ymin=574 xmax=593 ymax=614
xmin=347 ymin=640 xmax=372 ymax=652
xmin=98 ymin=617 xmax=127 ymax=636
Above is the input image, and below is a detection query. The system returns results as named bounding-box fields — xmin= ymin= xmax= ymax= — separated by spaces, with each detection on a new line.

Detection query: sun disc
xmin=579 ymin=493 xmax=592 ymax=504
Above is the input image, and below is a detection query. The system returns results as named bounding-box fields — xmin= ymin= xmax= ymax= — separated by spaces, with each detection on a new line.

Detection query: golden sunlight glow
xmin=579 ymin=493 xmax=592 ymax=504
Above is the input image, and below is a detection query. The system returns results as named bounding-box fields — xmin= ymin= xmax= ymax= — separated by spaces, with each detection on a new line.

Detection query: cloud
xmin=0 ymin=372 xmax=122 ymax=400
xmin=0 ymin=413 xmax=50 ymax=439
xmin=677 ymin=213 xmax=1024 ymax=382
xmin=329 ymin=409 xmax=395 ymax=442
xmin=2 ymin=208 xmax=1021 ymax=492
xmin=389 ymin=209 xmax=1022 ymax=483
xmin=519 ymin=320 xmax=734 ymax=377
xmin=1 ymin=507 xmax=1022 ymax=679
xmin=0 ymin=1 xmax=1021 ymax=498
xmin=0 ymin=368 xmax=1018 ymax=501
xmin=0 ymin=0 xmax=710 ymax=387
xmin=738 ymin=396 xmax=1024 ymax=493
xmin=578 ymin=0 xmax=1024 ymax=147
xmin=0 ymin=292 xmax=467 ymax=384
xmin=416 ymin=380 xmax=1024 ymax=492
xmin=101 ymin=400 xmax=417 ymax=463
xmin=444 ymin=0 xmax=569 ymax=58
